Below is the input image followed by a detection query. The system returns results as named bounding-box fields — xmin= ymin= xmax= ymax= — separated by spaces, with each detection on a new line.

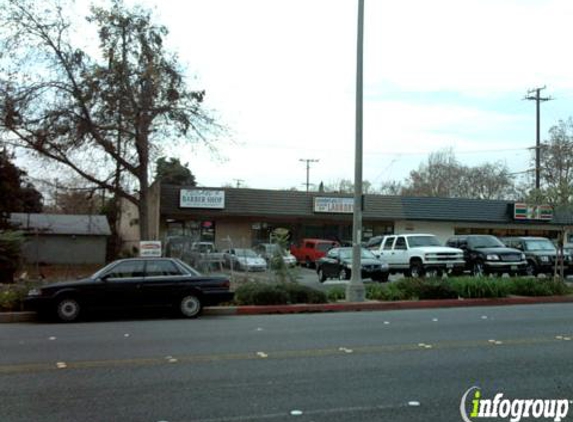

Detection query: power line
xmin=524 ymin=86 xmax=553 ymax=190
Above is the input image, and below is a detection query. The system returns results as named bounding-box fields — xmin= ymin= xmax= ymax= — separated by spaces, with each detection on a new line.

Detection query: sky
xmin=17 ymin=0 xmax=573 ymax=191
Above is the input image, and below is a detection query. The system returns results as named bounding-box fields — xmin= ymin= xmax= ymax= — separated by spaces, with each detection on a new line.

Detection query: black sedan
xmin=24 ymin=258 xmax=234 ymax=322
xmin=316 ymin=247 xmax=390 ymax=282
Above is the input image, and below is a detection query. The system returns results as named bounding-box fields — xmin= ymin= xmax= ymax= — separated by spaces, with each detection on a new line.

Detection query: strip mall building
xmin=128 ymin=184 xmax=570 ymax=251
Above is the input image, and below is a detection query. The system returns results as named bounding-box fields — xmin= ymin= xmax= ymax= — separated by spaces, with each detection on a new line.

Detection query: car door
xmin=321 ymin=249 xmax=340 ymax=278
xmin=99 ymin=260 xmax=146 ymax=309
xmin=139 ymin=259 xmax=187 ymax=308
xmin=390 ymin=236 xmax=409 ymax=269
xmin=377 ymin=236 xmax=396 ymax=261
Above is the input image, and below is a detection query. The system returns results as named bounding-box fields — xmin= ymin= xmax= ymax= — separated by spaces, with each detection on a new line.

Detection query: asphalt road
xmin=2 ymin=303 xmax=573 ymax=422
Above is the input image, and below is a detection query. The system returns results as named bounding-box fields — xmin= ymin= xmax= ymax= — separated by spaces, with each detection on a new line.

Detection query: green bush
xmin=327 ymin=286 xmax=347 ymax=302
xmin=449 ymin=277 xmax=510 ymax=299
xmin=234 ymin=281 xmax=327 ymax=306
xmin=366 ymin=283 xmax=408 ymax=301
xmin=0 ymin=283 xmax=33 ymax=311
xmin=508 ymin=278 xmax=570 ymax=297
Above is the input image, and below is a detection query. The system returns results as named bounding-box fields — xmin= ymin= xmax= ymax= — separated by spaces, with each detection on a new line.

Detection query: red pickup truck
xmin=290 ymin=238 xmax=340 ymax=268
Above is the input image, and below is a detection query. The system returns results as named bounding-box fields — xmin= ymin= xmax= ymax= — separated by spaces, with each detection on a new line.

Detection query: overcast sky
xmin=21 ymin=0 xmax=573 ymax=191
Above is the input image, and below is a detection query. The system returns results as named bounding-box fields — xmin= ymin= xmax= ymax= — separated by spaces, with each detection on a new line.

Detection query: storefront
xmin=143 ymin=184 xmax=568 ymax=250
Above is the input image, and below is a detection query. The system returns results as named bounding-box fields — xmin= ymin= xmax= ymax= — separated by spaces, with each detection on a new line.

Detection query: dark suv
xmin=501 ymin=237 xmax=571 ymax=276
xmin=445 ymin=235 xmax=527 ymax=276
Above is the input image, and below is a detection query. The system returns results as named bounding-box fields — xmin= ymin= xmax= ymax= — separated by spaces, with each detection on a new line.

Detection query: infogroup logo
xmin=460 ymin=387 xmax=570 ymax=422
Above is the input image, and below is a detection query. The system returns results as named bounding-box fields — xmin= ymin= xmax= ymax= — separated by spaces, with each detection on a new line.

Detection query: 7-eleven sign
xmin=513 ymin=203 xmax=553 ymax=221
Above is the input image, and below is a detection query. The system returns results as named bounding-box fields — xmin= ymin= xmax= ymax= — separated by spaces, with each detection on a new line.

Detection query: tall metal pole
xmin=346 ymin=0 xmax=365 ymax=302
xmin=525 ymin=86 xmax=552 ymax=190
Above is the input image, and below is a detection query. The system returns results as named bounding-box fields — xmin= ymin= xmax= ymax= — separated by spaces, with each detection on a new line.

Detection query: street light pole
xmin=346 ymin=0 xmax=366 ymax=302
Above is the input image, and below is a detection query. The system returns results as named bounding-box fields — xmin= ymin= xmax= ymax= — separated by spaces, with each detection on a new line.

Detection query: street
xmin=2 ymin=303 xmax=573 ymax=422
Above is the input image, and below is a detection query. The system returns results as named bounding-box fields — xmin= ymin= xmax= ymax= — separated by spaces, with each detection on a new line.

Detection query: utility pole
xmin=299 ymin=159 xmax=319 ymax=193
xmin=524 ymin=86 xmax=553 ymax=190
xmin=346 ymin=0 xmax=366 ymax=302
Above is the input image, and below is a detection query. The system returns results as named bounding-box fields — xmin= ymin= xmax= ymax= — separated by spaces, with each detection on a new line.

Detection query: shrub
xmin=366 ymin=283 xmax=408 ymax=301
xmin=327 ymin=286 xmax=347 ymax=302
xmin=449 ymin=277 xmax=510 ymax=299
xmin=0 ymin=282 xmax=35 ymax=311
xmin=508 ymin=278 xmax=571 ymax=297
xmin=234 ymin=281 xmax=327 ymax=306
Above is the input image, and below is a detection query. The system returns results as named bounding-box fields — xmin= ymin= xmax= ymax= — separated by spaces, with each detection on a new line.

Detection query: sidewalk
xmin=3 ymin=295 xmax=573 ymax=322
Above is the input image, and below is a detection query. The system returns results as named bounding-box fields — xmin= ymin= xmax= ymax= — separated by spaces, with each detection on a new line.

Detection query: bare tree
xmin=0 ymin=0 xmax=221 ymax=240
xmin=537 ymin=118 xmax=573 ymax=206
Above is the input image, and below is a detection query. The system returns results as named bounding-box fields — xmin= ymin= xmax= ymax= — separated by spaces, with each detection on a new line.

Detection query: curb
xmin=4 ymin=296 xmax=573 ymax=322
xmin=208 ymin=295 xmax=573 ymax=316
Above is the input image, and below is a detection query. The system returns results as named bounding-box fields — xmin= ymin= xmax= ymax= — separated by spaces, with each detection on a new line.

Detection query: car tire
xmin=317 ymin=268 xmax=327 ymax=283
xmin=55 ymin=297 xmax=81 ymax=322
xmin=409 ymin=260 xmax=424 ymax=278
xmin=525 ymin=261 xmax=537 ymax=277
xmin=339 ymin=268 xmax=350 ymax=280
xmin=472 ymin=261 xmax=485 ymax=277
xmin=179 ymin=294 xmax=202 ymax=318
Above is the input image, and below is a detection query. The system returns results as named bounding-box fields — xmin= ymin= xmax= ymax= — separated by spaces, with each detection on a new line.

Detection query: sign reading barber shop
xmin=180 ymin=189 xmax=225 ymax=209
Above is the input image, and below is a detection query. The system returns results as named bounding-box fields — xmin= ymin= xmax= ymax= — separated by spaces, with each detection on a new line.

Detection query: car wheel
xmin=317 ymin=268 xmax=327 ymax=283
xmin=179 ymin=294 xmax=202 ymax=318
xmin=339 ymin=268 xmax=350 ymax=280
xmin=472 ymin=261 xmax=485 ymax=277
xmin=525 ymin=261 xmax=537 ymax=277
xmin=55 ymin=297 xmax=81 ymax=322
xmin=409 ymin=260 xmax=424 ymax=278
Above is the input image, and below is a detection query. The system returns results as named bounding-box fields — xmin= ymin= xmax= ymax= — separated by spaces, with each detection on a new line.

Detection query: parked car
xmin=316 ymin=247 xmax=390 ymax=282
xmin=501 ymin=236 xmax=572 ymax=276
xmin=24 ymin=258 xmax=234 ymax=322
xmin=368 ymin=234 xmax=465 ymax=278
xmin=445 ymin=235 xmax=527 ymax=276
xmin=290 ymin=238 xmax=340 ymax=268
xmin=223 ymin=248 xmax=267 ymax=272
xmin=253 ymin=243 xmax=297 ymax=268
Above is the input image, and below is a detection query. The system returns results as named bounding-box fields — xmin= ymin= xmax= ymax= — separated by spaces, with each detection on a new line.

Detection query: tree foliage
xmin=155 ymin=156 xmax=196 ymax=186
xmin=536 ymin=118 xmax=573 ymax=206
xmin=0 ymin=0 xmax=219 ymax=239
xmin=0 ymin=149 xmax=42 ymax=221
xmin=384 ymin=148 xmax=516 ymax=200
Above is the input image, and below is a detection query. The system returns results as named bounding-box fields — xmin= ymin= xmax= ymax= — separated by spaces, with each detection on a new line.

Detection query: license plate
xmin=511 ymin=265 xmax=517 ymax=271
xmin=446 ymin=263 xmax=453 ymax=269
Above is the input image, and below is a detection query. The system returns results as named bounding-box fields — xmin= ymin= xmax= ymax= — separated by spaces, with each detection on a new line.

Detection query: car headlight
xmin=521 ymin=253 xmax=526 ymax=261
xmin=27 ymin=288 xmax=42 ymax=297
xmin=486 ymin=254 xmax=500 ymax=261
xmin=540 ymin=256 xmax=550 ymax=262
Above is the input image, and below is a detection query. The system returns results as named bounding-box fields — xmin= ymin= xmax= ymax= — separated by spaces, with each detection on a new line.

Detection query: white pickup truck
xmin=367 ymin=234 xmax=465 ymax=277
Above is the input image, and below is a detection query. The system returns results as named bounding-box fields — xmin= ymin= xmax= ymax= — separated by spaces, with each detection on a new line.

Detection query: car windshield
xmin=524 ymin=239 xmax=556 ymax=251
xmin=338 ymin=248 xmax=377 ymax=260
xmin=468 ymin=236 xmax=505 ymax=248
xmin=234 ymin=249 xmax=258 ymax=258
xmin=407 ymin=236 xmax=441 ymax=247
